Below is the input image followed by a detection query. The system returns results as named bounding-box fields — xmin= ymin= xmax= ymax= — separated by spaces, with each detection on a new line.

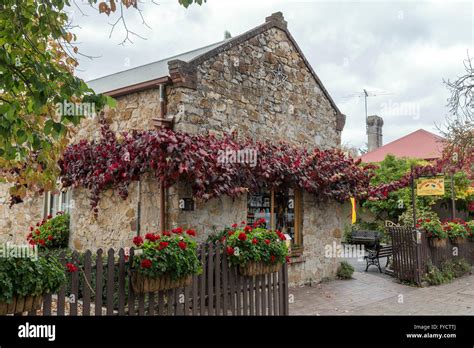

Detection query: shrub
xmin=26 ymin=212 xmax=70 ymax=249
xmin=337 ymin=261 xmax=354 ymax=280
xmin=0 ymin=255 xmax=66 ymax=303
xmin=224 ymin=220 xmax=289 ymax=267
xmin=423 ymin=258 xmax=471 ymax=286
xmin=132 ymin=228 xmax=201 ymax=280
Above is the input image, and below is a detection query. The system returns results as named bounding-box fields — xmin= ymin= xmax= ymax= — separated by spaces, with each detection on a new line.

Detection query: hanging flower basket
xmin=131 ymin=272 xmax=192 ymax=293
xmin=429 ymin=238 xmax=447 ymax=248
xmin=451 ymin=236 xmax=466 ymax=245
xmin=0 ymin=295 xmax=43 ymax=315
xmin=239 ymin=261 xmax=282 ymax=277
xmin=130 ymin=228 xmax=201 ymax=294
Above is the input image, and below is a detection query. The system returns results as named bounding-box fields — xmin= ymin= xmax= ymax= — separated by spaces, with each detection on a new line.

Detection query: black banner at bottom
xmin=0 ymin=315 xmax=472 ymax=346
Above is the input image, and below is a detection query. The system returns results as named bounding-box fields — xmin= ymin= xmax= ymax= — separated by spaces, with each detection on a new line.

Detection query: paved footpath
xmin=289 ymin=270 xmax=474 ymax=315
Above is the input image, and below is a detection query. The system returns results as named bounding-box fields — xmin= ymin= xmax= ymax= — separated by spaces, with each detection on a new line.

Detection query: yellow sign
xmin=417 ymin=178 xmax=445 ymax=196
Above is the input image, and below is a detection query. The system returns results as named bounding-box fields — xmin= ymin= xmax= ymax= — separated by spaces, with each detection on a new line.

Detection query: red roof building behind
xmin=360 ymin=129 xmax=445 ymax=163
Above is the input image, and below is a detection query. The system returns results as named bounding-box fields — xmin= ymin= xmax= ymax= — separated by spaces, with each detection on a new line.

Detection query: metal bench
xmin=365 ymin=245 xmax=393 ymax=273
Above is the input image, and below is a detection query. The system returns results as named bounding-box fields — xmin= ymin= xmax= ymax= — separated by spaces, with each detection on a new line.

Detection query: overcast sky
xmin=70 ymin=0 xmax=472 ymax=149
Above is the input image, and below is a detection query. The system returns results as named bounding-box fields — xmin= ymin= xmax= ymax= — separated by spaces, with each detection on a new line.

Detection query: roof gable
xmin=86 ymin=12 xmax=342 ymax=118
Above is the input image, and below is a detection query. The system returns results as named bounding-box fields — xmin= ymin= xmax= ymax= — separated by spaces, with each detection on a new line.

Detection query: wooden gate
xmin=388 ymin=227 xmax=425 ymax=285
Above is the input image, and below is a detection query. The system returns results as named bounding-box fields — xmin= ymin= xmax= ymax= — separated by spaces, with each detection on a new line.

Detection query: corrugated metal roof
xmin=360 ymin=129 xmax=445 ymax=163
xmin=86 ymin=40 xmax=229 ymax=94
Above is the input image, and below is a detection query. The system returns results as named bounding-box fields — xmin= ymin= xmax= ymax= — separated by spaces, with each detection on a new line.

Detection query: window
xmin=247 ymin=188 xmax=302 ymax=247
xmin=43 ymin=189 xmax=72 ymax=217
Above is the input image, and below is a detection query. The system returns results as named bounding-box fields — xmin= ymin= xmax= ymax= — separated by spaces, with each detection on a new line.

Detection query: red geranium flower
xmin=133 ymin=236 xmax=143 ymax=246
xmin=178 ymin=241 xmax=187 ymax=250
xmin=226 ymin=246 xmax=234 ymax=255
xmin=241 ymin=221 xmax=246 ymax=225
xmin=252 ymin=238 xmax=258 ymax=245
xmin=162 ymin=231 xmax=171 ymax=236
xmin=38 ymin=239 xmax=45 ymax=246
xmin=270 ymin=255 xmax=276 ymax=263
xmin=416 ymin=224 xmax=421 ymax=228
xmin=145 ymin=233 xmax=156 ymax=241
xmin=186 ymin=229 xmax=196 ymax=237
xmin=47 ymin=235 xmax=53 ymax=241
xmin=264 ymin=239 xmax=270 ymax=245
xmin=172 ymin=227 xmax=183 ymax=234
xmin=238 ymin=232 xmax=247 ymax=241
xmin=244 ymin=226 xmax=252 ymax=233
xmin=231 ymin=223 xmax=238 ymax=228
xmin=47 ymin=214 xmax=52 ymax=219
xmin=158 ymin=241 xmax=169 ymax=250
xmin=140 ymin=259 xmax=152 ymax=269
xmin=228 ymin=231 xmax=234 ymax=236
xmin=66 ymin=263 xmax=78 ymax=273
xmin=425 ymin=219 xmax=431 ymax=223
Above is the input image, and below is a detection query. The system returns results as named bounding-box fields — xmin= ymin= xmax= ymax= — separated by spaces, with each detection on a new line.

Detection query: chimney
xmin=366 ymin=115 xmax=383 ymax=151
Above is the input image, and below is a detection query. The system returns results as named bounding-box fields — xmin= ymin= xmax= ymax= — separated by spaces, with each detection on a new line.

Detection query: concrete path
xmin=289 ymin=267 xmax=474 ymax=315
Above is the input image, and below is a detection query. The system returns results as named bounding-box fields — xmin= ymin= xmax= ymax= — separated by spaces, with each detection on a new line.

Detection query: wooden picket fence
xmin=389 ymin=226 xmax=474 ymax=285
xmin=26 ymin=243 xmax=289 ymax=316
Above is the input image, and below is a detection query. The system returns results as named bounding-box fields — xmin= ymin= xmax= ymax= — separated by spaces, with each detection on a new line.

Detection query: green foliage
xmin=225 ymin=226 xmax=289 ymax=267
xmin=399 ymin=205 xmax=439 ymax=226
xmin=27 ymin=212 xmax=70 ymax=249
xmin=343 ymin=224 xmax=353 ymax=244
xmin=362 ymin=155 xmax=437 ymax=221
xmin=0 ymin=254 xmax=66 ymax=303
xmin=179 ymin=0 xmax=207 ymax=7
xmin=133 ymin=231 xmax=201 ymax=280
xmin=337 ymin=261 xmax=354 ymax=279
xmin=0 ymin=0 xmax=202 ymax=200
xmin=423 ymin=258 xmax=471 ymax=285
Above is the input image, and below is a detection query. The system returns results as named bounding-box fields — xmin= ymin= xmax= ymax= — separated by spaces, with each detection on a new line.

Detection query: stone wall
xmin=288 ymin=195 xmax=349 ymax=285
xmin=169 ymin=27 xmax=341 ymax=149
xmin=0 ymin=184 xmax=44 ymax=245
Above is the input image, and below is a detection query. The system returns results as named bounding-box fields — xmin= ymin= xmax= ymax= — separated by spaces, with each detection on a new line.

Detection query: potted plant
xmin=0 ymin=254 xmax=66 ymax=315
xmin=225 ymin=219 xmax=289 ymax=276
xmin=26 ymin=212 xmax=70 ymax=249
xmin=130 ymin=228 xmax=201 ymax=293
xmin=444 ymin=220 xmax=470 ymax=245
xmin=416 ymin=218 xmax=447 ymax=248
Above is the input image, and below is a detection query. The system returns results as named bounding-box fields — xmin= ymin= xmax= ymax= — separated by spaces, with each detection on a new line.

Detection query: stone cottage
xmin=0 ymin=12 xmax=349 ymax=285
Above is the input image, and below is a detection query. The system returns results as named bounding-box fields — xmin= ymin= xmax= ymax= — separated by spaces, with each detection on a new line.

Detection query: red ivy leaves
xmin=57 ymin=120 xmax=391 ymax=212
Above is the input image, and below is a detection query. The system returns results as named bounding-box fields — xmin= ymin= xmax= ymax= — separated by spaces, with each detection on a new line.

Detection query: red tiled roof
xmin=360 ymin=129 xmax=445 ymax=163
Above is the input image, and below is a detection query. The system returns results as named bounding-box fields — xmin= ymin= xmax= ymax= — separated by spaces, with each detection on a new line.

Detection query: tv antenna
xmin=343 ymin=89 xmax=393 ymax=134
